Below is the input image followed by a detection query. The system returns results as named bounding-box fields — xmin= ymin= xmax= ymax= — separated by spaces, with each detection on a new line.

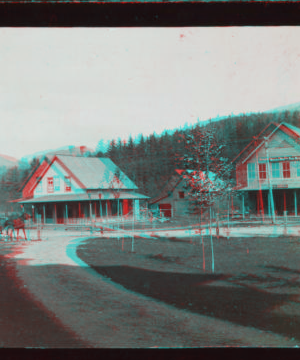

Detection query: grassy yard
xmin=77 ymin=234 xmax=300 ymax=345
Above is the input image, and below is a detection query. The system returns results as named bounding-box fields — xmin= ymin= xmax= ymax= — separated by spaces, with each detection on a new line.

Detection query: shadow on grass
xmin=263 ymin=265 xmax=300 ymax=275
xmin=88 ymin=264 xmax=300 ymax=341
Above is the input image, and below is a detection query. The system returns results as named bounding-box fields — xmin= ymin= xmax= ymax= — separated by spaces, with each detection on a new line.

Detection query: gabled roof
xmin=232 ymin=121 xmax=300 ymax=165
xmin=149 ymin=169 xmax=222 ymax=205
xmin=54 ymin=155 xmax=138 ymax=190
xmin=23 ymin=155 xmax=138 ymax=196
xmin=282 ymin=122 xmax=300 ymax=138
xmin=22 ymin=156 xmax=54 ymax=196
xmin=231 ymin=122 xmax=280 ymax=165
xmin=149 ymin=172 xmax=182 ymax=205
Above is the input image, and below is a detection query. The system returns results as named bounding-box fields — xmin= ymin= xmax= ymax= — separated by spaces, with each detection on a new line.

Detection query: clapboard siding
xmin=237 ymin=126 xmax=300 ymax=190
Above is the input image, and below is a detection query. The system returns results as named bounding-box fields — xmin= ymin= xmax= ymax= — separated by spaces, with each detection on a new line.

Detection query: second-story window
xmin=283 ymin=162 xmax=290 ymax=178
xmin=54 ymin=176 xmax=60 ymax=191
xmin=272 ymin=162 xmax=280 ymax=178
xmin=297 ymin=161 xmax=300 ymax=177
xmin=47 ymin=177 xmax=54 ymax=193
xmin=178 ymin=191 xmax=184 ymax=199
xmin=248 ymin=163 xmax=256 ymax=180
xmin=259 ymin=163 xmax=267 ymax=179
xmin=65 ymin=176 xmax=71 ymax=192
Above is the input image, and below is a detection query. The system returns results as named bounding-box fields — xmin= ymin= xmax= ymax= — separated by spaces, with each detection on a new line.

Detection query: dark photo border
xmin=0 ymin=2 xmax=299 ymax=27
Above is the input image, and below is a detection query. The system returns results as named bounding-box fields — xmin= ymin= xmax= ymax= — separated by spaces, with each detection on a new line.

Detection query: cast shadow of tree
xmin=90 ymin=265 xmax=300 ymax=341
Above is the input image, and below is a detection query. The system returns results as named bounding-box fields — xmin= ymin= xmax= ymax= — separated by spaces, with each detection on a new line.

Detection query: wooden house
xmin=233 ymin=122 xmax=300 ymax=216
xmin=148 ymin=169 xmax=222 ymax=218
xmin=14 ymin=155 xmax=149 ymax=224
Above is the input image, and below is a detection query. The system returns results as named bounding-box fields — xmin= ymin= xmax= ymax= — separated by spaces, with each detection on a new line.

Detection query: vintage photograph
xmin=0 ymin=27 xmax=299 ymax=347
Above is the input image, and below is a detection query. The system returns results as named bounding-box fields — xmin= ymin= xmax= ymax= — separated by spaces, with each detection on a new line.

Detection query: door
xmin=159 ymin=204 xmax=172 ymax=217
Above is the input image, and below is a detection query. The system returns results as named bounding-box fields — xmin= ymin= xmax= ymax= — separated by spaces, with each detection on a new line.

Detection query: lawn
xmin=77 ymin=234 xmax=300 ymax=345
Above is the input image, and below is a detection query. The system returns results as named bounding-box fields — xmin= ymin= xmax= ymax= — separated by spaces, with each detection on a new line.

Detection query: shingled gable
xmin=21 ymin=155 xmax=84 ymax=198
xmin=231 ymin=122 xmax=279 ymax=166
xmin=232 ymin=122 xmax=300 ymax=167
xmin=22 ymin=157 xmax=52 ymax=198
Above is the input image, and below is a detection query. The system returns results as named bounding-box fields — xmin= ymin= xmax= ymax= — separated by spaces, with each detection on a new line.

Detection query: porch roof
xmin=15 ymin=192 xmax=149 ymax=204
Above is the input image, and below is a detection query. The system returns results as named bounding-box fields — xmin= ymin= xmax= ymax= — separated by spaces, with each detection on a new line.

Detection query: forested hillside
xmin=97 ymin=110 xmax=300 ymax=198
xmin=1 ymin=109 xmax=300 ymax=212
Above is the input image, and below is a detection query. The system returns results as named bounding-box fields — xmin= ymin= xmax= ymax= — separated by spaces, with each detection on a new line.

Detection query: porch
xmin=23 ymin=199 xmax=141 ymax=225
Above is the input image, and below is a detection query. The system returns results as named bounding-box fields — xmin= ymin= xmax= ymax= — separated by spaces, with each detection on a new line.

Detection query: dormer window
xmin=179 ymin=191 xmax=185 ymax=199
xmin=65 ymin=176 xmax=71 ymax=192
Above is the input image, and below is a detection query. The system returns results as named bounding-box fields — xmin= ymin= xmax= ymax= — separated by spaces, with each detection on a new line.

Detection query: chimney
xmin=80 ymin=146 xmax=86 ymax=155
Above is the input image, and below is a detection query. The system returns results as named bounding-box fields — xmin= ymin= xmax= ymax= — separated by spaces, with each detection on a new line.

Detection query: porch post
xmin=94 ymin=202 xmax=97 ymax=219
xmin=54 ymin=204 xmax=57 ymax=224
xmin=242 ymin=194 xmax=245 ymax=220
xmin=43 ymin=204 xmax=46 ymax=224
xmin=268 ymin=191 xmax=271 ymax=216
xmin=295 ymin=190 xmax=297 ymax=217
xmin=89 ymin=201 xmax=92 ymax=222
xmin=100 ymin=200 xmax=102 ymax=217
xmin=134 ymin=199 xmax=140 ymax=220
xmin=65 ymin=204 xmax=68 ymax=223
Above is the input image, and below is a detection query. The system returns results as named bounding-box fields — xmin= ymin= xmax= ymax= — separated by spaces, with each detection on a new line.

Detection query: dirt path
xmin=0 ymin=244 xmax=84 ymax=348
xmin=7 ymin=230 xmax=299 ymax=347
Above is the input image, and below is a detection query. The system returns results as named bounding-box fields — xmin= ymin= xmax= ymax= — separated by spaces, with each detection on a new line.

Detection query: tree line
xmin=0 ymin=109 xmax=299 ymax=212
xmin=100 ymin=110 xmax=300 ymax=198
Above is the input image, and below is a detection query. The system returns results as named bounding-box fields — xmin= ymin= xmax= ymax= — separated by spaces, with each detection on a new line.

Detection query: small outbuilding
xmin=148 ymin=169 xmax=223 ymax=218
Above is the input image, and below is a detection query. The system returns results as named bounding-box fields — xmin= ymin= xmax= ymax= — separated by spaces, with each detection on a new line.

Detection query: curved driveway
xmin=8 ymin=228 xmax=298 ymax=347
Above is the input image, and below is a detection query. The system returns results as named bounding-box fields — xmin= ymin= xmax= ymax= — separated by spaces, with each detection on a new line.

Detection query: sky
xmin=1 ymin=27 xmax=300 ymax=160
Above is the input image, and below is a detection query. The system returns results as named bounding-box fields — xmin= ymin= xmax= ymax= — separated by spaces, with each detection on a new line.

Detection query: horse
xmin=4 ymin=212 xmax=32 ymax=240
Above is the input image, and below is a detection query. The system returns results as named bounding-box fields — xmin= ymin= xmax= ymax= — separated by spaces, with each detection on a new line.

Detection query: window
xmin=65 ymin=176 xmax=71 ymax=192
xmin=297 ymin=162 xmax=300 ymax=177
xmin=259 ymin=163 xmax=267 ymax=179
xmin=247 ymin=163 xmax=256 ymax=180
xmin=272 ymin=162 xmax=280 ymax=178
xmin=47 ymin=177 xmax=54 ymax=193
xmin=178 ymin=191 xmax=184 ymax=199
xmin=35 ymin=177 xmax=42 ymax=193
xmin=54 ymin=176 xmax=60 ymax=191
xmin=283 ymin=162 xmax=290 ymax=178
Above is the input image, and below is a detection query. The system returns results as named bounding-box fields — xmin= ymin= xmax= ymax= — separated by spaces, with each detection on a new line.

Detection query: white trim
xmin=242 ymin=123 xmax=283 ymax=165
